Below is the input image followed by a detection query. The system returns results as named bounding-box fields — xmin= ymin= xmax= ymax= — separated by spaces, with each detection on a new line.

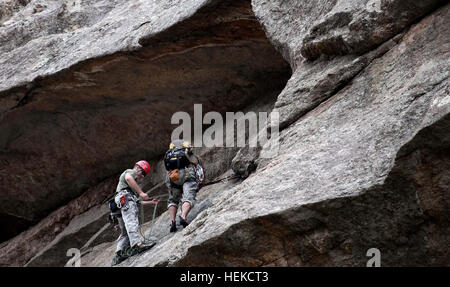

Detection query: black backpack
xmin=164 ymin=146 xmax=191 ymax=171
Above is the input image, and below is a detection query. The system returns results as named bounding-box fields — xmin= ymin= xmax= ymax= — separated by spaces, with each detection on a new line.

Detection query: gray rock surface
xmin=117 ymin=2 xmax=448 ymax=267
xmin=0 ymin=0 xmax=206 ymax=91
xmin=0 ymin=0 xmax=448 ymax=267
xmin=80 ymin=169 xmax=242 ymax=267
xmin=0 ymin=0 xmax=290 ymax=241
xmin=252 ymin=0 xmax=445 ymax=64
xmin=299 ymin=0 xmax=444 ymax=60
xmin=24 ymin=203 xmax=111 ymax=267
xmin=0 ymin=174 xmax=117 ymax=266
xmin=12 ymin=80 xmax=279 ymax=267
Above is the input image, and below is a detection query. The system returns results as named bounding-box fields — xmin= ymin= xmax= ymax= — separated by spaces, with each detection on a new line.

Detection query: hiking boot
xmin=128 ymin=242 xmax=156 ymax=257
xmin=170 ymin=220 xmax=177 ymax=233
xmin=178 ymin=215 xmax=189 ymax=228
xmin=111 ymin=250 xmax=128 ymax=266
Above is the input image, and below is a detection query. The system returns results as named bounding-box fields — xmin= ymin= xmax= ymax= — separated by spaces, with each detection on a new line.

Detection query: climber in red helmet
xmin=111 ymin=160 xmax=159 ymax=266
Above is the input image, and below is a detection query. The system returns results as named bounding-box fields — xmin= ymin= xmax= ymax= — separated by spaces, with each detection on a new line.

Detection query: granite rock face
xmin=299 ymin=0 xmax=444 ymax=60
xmin=0 ymin=0 xmax=448 ymax=267
xmin=252 ymin=0 xmax=445 ymax=64
xmin=0 ymin=175 xmax=117 ymax=266
xmin=88 ymin=2 xmax=448 ymax=267
xmin=0 ymin=0 xmax=290 ymax=242
xmin=18 ymin=94 xmax=275 ymax=267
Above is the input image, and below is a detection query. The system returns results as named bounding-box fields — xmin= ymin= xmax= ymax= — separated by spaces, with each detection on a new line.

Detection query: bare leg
xmin=180 ymin=201 xmax=191 ymax=220
xmin=169 ymin=205 xmax=177 ymax=222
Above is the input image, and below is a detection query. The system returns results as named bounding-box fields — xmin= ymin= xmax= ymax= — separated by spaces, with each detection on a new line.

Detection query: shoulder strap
xmin=188 ymin=153 xmax=201 ymax=165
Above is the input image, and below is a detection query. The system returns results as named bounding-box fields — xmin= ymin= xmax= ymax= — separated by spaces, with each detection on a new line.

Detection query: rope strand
xmin=139 ymin=201 xmax=159 ymax=243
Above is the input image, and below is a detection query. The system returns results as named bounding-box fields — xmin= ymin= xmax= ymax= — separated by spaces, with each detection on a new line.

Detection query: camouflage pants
xmin=115 ymin=191 xmax=141 ymax=252
xmin=166 ymin=167 xmax=199 ymax=209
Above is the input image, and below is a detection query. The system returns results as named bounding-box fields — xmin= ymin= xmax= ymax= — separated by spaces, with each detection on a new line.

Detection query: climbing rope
xmin=137 ymin=173 xmax=242 ymax=242
xmin=138 ymin=194 xmax=169 ymax=244
xmin=113 ymin=174 xmax=243 ymax=246
xmin=202 ymin=173 xmax=242 ymax=187
xmin=139 ymin=199 xmax=157 ymax=244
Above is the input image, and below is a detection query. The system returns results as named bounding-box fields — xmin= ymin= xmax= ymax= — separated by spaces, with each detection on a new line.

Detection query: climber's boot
xmin=111 ymin=250 xmax=128 ymax=266
xmin=128 ymin=242 xmax=156 ymax=257
xmin=170 ymin=220 xmax=177 ymax=233
xmin=178 ymin=215 xmax=189 ymax=228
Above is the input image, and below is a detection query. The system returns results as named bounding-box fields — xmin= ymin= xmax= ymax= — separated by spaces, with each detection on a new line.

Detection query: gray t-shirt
xmin=116 ymin=169 xmax=139 ymax=195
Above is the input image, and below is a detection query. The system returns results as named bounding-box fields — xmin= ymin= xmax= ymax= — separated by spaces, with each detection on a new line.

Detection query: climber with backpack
xmin=164 ymin=139 xmax=205 ymax=233
xmin=111 ymin=160 xmax=160 ymax=266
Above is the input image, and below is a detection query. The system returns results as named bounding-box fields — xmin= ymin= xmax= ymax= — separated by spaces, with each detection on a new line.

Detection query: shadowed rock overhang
xmin=0 ymin=0 xmax=291 ymax=242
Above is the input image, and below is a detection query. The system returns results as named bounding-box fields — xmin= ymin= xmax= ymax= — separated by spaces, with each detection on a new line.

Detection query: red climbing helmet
xmin=135 ymin=160 xmax=151 ymax=176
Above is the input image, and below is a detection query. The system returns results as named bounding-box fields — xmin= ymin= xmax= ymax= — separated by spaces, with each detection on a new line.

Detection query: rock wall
xmin=0 ymin=0 xmax=448 ymax=266
xmin=0 ymin=0 xmax=290 ymax=243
